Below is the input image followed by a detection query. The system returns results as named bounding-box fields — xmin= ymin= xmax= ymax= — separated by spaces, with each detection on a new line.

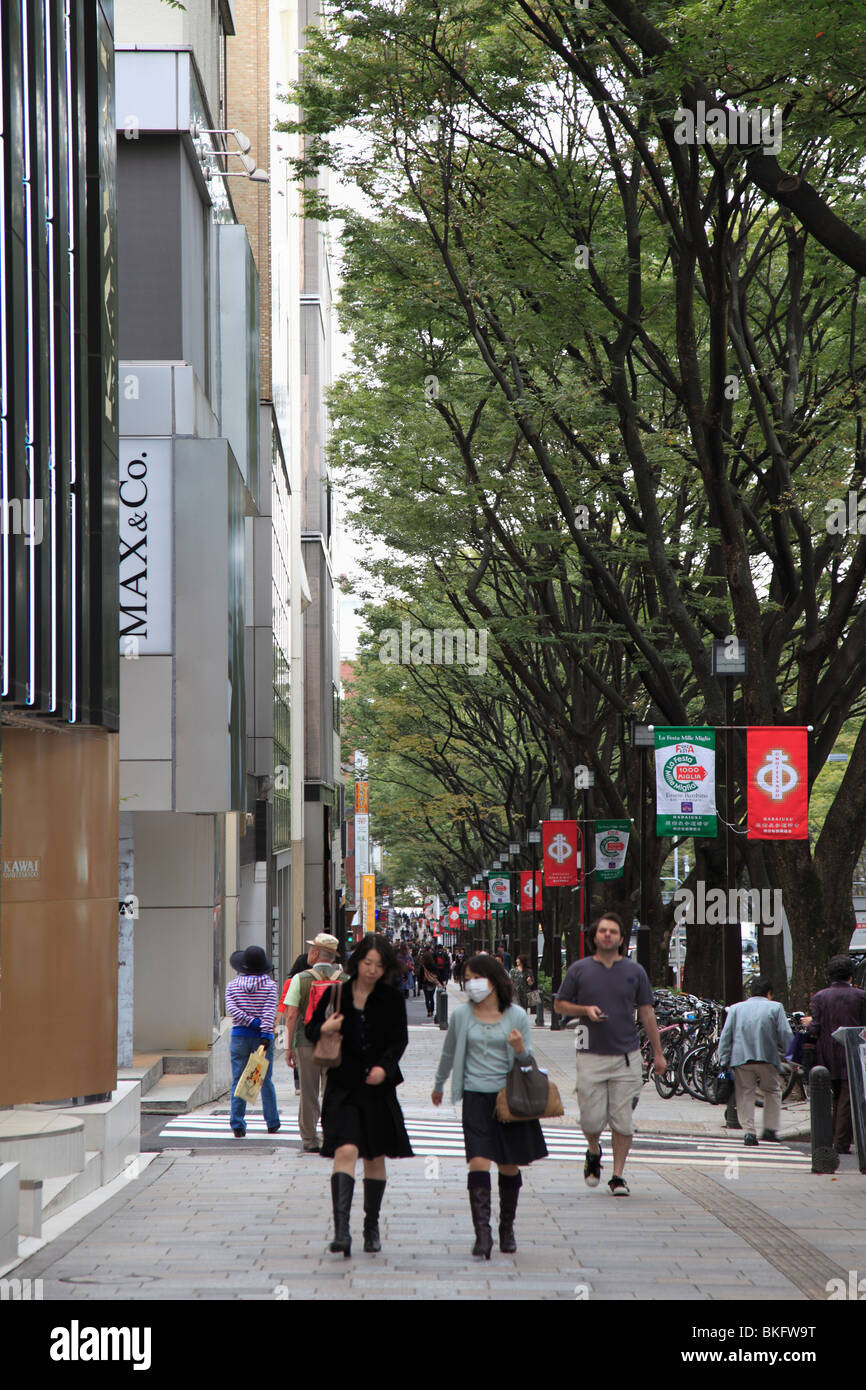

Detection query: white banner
xmin=118 ymin=437 xmax=172 ymax=654
xmin=355 ymin=814 xmax=369 ymax=876
xmin=488 ymin=874 xmax=511 ymax=905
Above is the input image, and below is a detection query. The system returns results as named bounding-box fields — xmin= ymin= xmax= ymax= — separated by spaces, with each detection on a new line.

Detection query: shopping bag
xmin=504 ymin=1053 xmax=550 ymax=1117
xmin=233 ymin=1045 xmax=270 ymax=1103
xmin=496 ymin=1076 xmax=564 ymax=1123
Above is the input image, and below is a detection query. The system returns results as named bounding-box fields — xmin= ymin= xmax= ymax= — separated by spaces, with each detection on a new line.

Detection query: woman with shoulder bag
xmin=306 ymin=934 xmax=413 ymax=1258
xmin=432 ymin=955 xmax=548 ymax=1258
xmin=509 ymin=955 xmax=535 ymax=1010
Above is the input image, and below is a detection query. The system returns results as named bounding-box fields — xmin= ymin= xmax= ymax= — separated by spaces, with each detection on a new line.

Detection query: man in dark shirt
xmin=807 ymin=955 xmax=866 ymax=1154
xmin=555 ymin=912 xmax=665 ymax=1195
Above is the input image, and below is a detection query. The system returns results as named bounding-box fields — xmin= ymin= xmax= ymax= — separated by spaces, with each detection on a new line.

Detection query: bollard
xmin=809 ymin=1066 xmax=839 ymax=1174
xmin=725 ymin=1091 xmax=741 ymax=1130
xmin=436 ymin=986 xmax=448 ymax=1030
xmin=535 ymin=993 xmax=545 ymax=1027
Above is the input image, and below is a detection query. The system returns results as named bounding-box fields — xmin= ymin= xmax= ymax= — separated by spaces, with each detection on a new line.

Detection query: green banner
xmin=595 ymin=819 xmax=630 ymax=880
xmin=654 ymin=727 xmax=717 ymax=837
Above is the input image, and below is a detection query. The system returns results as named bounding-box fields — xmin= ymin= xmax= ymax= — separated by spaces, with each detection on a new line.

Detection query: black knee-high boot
xmin=363 ymin=1178 xmax=386 ymax=1252
xmin=498 ymin=1171 xmax=522 ymax=1253
xmin=467 ymin=1171 xmax=493 ymax=1259
xmin=329 ymin=1172 xmax=354 ymax=1256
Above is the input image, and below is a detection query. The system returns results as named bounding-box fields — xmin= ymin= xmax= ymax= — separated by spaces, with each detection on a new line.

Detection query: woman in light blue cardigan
xmin=432 ymin=954 xmax=547 ymax=1258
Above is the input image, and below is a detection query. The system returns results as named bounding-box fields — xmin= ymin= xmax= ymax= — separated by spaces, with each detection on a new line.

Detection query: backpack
xmin=276 ymin=977 xmax=293 ymax=1013
xmin=303 ymin=969 xmax=344 ymax=1023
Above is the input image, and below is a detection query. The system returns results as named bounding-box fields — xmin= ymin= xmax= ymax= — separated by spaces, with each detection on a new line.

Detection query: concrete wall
xmin=132 ymin=812 xmax=219 ymax=1051
xmin=115 ymin=0 xmax=231 ymax=127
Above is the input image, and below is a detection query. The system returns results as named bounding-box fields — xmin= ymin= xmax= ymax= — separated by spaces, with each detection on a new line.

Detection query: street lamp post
xmin=527 ymin=828 xmax=543 ymax=1024
xmin=631 ymin=723 xmax=655 ymax=975
xmin=711 ymin=640 xmax=748 ymax=1006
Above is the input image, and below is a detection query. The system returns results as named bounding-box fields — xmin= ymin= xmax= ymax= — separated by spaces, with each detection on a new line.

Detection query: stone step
xmin=118 ymin=1052 xmax=164 ymax=1095
xmin=0 ymin=1112 xmax=85 ymax=1181
xmin=41 ymin=1151 xmax=103 ymax=1222
xmin=161 ymin=1051 xmax=213 ymax=1076
xmin=141 ymin=1073 xmax=210 ymax=1114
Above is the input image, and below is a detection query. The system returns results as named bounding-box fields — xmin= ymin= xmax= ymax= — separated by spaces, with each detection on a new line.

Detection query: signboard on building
xmin=118 ymin=438 xmax=172 ymax=654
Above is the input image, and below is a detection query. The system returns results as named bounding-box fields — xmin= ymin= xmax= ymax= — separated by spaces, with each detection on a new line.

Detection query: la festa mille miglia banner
xmin=654 ymin=728 xmax=717 ymax=838
xmin=746 ymin=727 xmax=809 ymax=839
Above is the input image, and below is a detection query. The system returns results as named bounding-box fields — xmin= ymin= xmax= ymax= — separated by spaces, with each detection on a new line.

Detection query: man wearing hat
xmin=226 ymin=945 xmax=280 ymax=1139
xmin=283 ymin=934 xmax=347 ymax=1153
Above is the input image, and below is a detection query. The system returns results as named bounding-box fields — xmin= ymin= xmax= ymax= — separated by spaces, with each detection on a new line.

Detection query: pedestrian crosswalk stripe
xmin=158 ymin=1112 xmax=809 ymax=1169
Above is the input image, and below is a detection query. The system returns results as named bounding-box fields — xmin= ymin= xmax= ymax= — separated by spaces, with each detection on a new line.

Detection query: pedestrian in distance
xmin=716 ymin=977 xmax=793 ymax=1146
xmin=278 ymin=941 xmax=329 ymax=1095
xmin=554 ymin=912 xmax=665 ymax=1195
xmin=420 ymin=947 xmax=440 ymax=1018
xmin=283 ymin=934 xmax=347 ymax=1152
xmin=225 ymin=945 xmax=280 ymax=1139
xmin=305 ymin=933 xmax=413 ymax=1257
xmin=806 ymin=955 xmax=866 ymax=1154
xmin=509 ymin=955 xmax=534 ymax=1010
xmin=432 ymin=954 xmax=547 ymax=1258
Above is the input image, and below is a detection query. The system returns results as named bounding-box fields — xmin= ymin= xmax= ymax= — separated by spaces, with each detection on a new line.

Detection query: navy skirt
xmin=462 ymin=1090 xmax=548 ymax=1166
xmin=320 ymin=1080 xmax=414 ymax=1160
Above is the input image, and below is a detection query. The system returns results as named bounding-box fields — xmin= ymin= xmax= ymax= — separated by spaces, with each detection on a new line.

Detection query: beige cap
xmin=306 ymin=933 xmax=340 ymax=952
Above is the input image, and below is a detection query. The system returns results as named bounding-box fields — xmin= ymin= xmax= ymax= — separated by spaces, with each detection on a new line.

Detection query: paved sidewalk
xmin=12 ymin=983 xmax=863 ymax=1303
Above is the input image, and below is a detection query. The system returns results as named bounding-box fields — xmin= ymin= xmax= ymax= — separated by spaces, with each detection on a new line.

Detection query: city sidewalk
xmin=9 ymin=981 xmax=863 ymax=1303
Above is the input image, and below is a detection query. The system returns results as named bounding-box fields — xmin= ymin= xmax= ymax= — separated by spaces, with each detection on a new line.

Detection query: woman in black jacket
xmin=306 ymin=933 xmax=413 ymax=1257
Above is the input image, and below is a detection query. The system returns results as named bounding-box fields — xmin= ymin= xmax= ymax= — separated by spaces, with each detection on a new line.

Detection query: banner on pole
xmin=448 ymin=905 xmax=460 ymax=928
xmin=654 ymin=727 xmax=717 ymax=837
xmin=595 ymin=820 xmax=630 ymax=880
xmin=362 ymin=874 xmax=376 ymax=932
xmin=519 ymin=870 xmax=543 ymax=911
xmin=467 ymin=887 xmax=486 ymax=921
xmin=542 ymin=820 xmax=579 ymax=887
xmin=746 ymin=727 xmax=809 ymax=839
xmin=488 ymin=875 xmax=511 ymax=906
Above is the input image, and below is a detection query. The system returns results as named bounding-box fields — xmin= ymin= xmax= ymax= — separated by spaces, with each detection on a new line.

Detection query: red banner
xmin=467 ymin=887 xmax=486 ymax=920
xmin=542 ymin=820 xmax=580 ymax=886
xmin=519 ymin=870 xmax=543 ymax=911
xmin=448 ymin=906 xmax=460 ymax=927
xmin=747 ymin=727 xmax=809 ymax=839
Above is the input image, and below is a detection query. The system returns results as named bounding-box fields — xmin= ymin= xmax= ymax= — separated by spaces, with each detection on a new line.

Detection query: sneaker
xmin=267 ymin=1124 xmax=282 ymax=1134
xmin=584 ymin=1146 xmax=602 ymax=1187
xmin=233 ymin=1128 xmax=245 ymax=1138
xmin=743 ymin=1132 xmax=759 ymax=1147
xmin=760 ymin=1130 xmax=779 ymax=1142
xmin=608 ymin=1176 xmax=630 ymax=1196
xmin=301 ymin=1142 xmax=321 ymax=1153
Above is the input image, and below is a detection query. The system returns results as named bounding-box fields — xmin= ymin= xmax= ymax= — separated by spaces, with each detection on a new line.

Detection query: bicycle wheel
xmin=652 ymin=1042 xmax=680 ymax=1099
xmin=679 ymin=1045 xmax=709 ymax=1101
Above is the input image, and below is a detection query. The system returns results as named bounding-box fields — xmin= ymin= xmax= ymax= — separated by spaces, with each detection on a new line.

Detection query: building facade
xmin=0 ymin=0 xmax=119 ymax=1105
xmin=114 ymin=0 xmax=264 ymax=1066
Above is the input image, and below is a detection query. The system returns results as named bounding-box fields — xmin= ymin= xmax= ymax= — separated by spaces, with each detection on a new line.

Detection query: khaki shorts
xmin=575 ymin=1051 xmax=643 ymax=1136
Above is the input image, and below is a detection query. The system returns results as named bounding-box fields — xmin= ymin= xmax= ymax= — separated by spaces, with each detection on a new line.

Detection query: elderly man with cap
xmin=226 ymin=945 xmax=280 ymax=1139
xmin=284 ymin=934 xmax=348 ymax=1153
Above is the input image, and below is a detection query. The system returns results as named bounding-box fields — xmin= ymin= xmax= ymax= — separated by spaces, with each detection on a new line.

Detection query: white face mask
xmin=466 ymin=978 xmax=493 ymax=1003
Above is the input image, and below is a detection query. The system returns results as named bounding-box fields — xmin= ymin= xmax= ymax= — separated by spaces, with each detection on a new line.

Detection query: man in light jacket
xmin=717 ymin=977 xmax=793 ymax=1146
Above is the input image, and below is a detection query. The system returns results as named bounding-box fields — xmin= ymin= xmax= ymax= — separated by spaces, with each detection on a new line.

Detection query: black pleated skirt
xmin=320 ymin=1079 xmax=414 ymax=1160
xmin=462 ymin=1090 xmax=548 ymax=1165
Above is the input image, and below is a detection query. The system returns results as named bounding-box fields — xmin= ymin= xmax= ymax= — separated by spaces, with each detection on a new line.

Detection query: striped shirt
xmin=225 ymin=974 xmax=278 ymax=1032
